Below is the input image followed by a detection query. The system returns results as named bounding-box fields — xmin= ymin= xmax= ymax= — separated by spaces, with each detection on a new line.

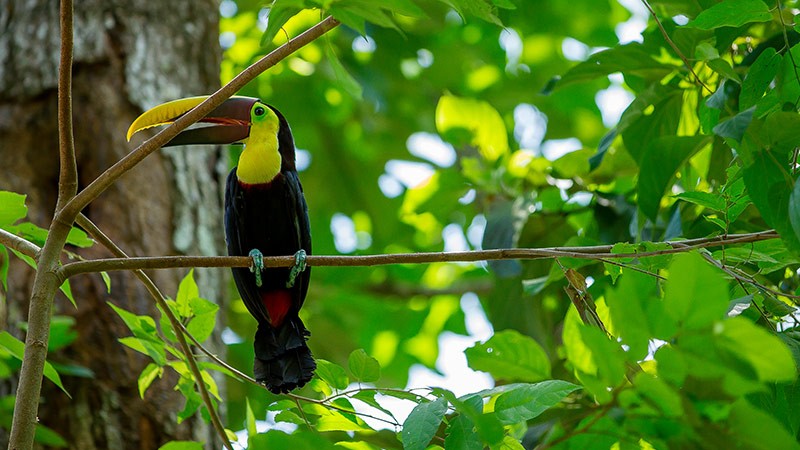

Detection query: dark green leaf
xmin=493 ymin=380 xmax=580 ymax=425
xmin=633 ymin=372 xmax=683 ymax=417
xmin=464 ymin=329 xmax=551 ymax=382
xmin=742 ymin=145 xmax=800 ymax=252
xmin=791 ymin=176 xmax=800 ymax=246
xmin=445 ymin=414 xmax=482 ymax=450
xmin=556 ymin=44 xmax=674 ymax=90
xmin=740 ymin=48 xmax=781 ymax=110
xmin=401 ymin=397 xmax=448 ymax=450
xmin=685 ymin=0 xmax=771 ymax=29
xmin=713 ymin=106 xmax=755 ymax=143
xmin=674 ymin=191 xmax=726 ymax=211
xmin=707 ymin=58 xmax=741 ymax=83
xmin=638 ymin=135 xmax=710 ymax=221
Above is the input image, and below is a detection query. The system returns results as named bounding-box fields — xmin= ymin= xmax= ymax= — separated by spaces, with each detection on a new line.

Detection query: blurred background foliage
xmin=214 ymin=0 xmax=800 ymax=440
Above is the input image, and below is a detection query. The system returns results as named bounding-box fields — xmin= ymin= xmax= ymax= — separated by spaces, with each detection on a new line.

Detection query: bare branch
xmin=56 ymin=0 xmax=77 ymax=211
xmin=56 ymin=16 xmax=340 ymax=225
xmin=57 ymin=230 xmax=780 ymax=281
xmin=0 ymin=229 xmax=40 ymax=260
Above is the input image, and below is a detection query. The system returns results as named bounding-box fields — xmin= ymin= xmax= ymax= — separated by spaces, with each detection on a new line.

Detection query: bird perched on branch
xmin=128 ymin=96 xmax=315 ymax=394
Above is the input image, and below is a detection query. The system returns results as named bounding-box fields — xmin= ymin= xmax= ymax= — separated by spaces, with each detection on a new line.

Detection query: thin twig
xmin=640 ymin=0 xmax=712 ymax=93
xmin=74 ymin=215 xmax=234 ymax=450
xmin=55 ymin=16 xmax=340 ymax=226
xmin=56 ymin=230 xmax=780 ymax=280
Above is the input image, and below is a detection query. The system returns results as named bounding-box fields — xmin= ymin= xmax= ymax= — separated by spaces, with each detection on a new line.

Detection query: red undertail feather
xmin=262 ymin=290 xmax=292 ymax=327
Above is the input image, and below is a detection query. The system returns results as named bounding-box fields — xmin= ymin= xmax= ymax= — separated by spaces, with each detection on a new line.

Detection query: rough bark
xmin=0 ymin=1 xmax=226 ymax=448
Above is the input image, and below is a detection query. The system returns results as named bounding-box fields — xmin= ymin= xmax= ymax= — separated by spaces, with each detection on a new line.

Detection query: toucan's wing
xmin=225 ymin=168 xmax=272 ymax=323
xmin=284 ymin=170 xmax=312 ymax=309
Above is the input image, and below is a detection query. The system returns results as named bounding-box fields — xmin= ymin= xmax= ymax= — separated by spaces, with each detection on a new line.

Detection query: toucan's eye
xmin=254 ymin=106 xmax=266 ymax=116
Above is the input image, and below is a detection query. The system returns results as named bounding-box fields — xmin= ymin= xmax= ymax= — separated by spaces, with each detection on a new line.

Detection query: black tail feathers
xmin=253 ymin=316 xmax=316 ymax=394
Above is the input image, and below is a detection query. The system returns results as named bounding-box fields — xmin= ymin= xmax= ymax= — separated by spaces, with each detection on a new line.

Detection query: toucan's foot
xmin=286 ymin=249 xmax=307 ymax=288
xmin=249 ymin=249 xmax=264 ymax=287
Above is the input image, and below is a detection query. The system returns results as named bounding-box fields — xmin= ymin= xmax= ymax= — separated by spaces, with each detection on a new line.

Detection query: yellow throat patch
xmin=237 ymin=103 xmax=281 ymax=185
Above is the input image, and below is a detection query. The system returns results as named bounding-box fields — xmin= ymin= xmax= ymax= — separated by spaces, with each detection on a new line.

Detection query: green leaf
xmin=638 ymin=135 xmax=710 ymax=221
xmin=790 ymin=177 xmax=800 ymax=247
xmin=138 ymin=363 xmax=162 ymax=398
xmin=445 ymin=414 xmax=482 ymax=450
xmin=606 ymin=269 xmax=676 ymax=359
xmin=401 ymin=397 xmax=448 ymax=450
xmin=0 ymin=245 xmax=8 ymax=290
xmin=305 ymin=403 xmax=371 ymax=432
xmin=633 ymin=372 xmax=683 ymax=417
xmin=554 ymin=44 xmax=674 ymax=91
xmin=33 ymin=423 xmax=68 ymax=447
xmin=325 ymin=42 xmax=363 ymax=101
xmin=59 ymin=278 xmax=75 ymax=308
xmin=742 ymin=144 xmax=800 ymax=252
xmin=118 ymin=336 xmax=167 ymax=366
xmin=158 ymin=441 xmax=204 ymax=450
xmin=664 ymin=252 xmax=729 ymax=330
xmin=245 ymin=397 xmax=257 ymax=438
xmin=347 ymin=348 xmax=381 ymax=382
xmin=175 ymin=270 xmax=199 ymax=317
xmin=261 ymin=5 xmax=302 ymax=47
xmin=436 ymin=95 xmax=508 ymax=161
xmin=464 ymin=329 xmax=551 ymax=382
xmin=248 ymin=430 xmax=340 ymax=450
xmin=707 ymin=58 xmax=741 ymax=83
xmin=552 ymin=149 xmax=594 ymax=178
xmin=674 ymin=191 xmax=726 ymax=211
xmin=713 ymin=106 xmax=755 ymax=143
xmin=578 ymin=326 xmax=627 ymax=388
xmin=685 ymin=0 xmax=772 ymax=30
xmin=740 ymin=48 xmax=781 ymax=110
xmin=718 ymin=317 xmax=797 ymax=382
xmin=65 ymin=227 xmax=93 ymax=248
xmin=0 ymin=191 xmax=27 ymax=227
xmin=0 ymin=331 xmax=70 ymax=397
xmin=186 ymin=296 xmax=219 ymax=343
xmin=315 ymin=359 xmax=349 ymax=390
xmin=729 ymin=399 xmax=800 ymax=450
xmin=493 ymin=380 xmax=581 ymax=425
xmin=490 ymin=436 xmax=526 ymax=450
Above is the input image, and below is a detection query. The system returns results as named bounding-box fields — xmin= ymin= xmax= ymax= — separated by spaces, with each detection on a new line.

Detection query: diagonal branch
xmin=75 ymin=215 xmax=234 ymax=450
xmin=56 ymin=16 xmax=340 ymax=225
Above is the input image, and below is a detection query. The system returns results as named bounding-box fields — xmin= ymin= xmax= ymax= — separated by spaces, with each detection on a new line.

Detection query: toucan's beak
xmin=127 ymin=96 xmax=258 ymax=147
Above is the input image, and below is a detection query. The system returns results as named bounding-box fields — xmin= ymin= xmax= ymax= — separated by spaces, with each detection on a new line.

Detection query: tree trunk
xmin=0 ymin=1 xmax=226 ymax=448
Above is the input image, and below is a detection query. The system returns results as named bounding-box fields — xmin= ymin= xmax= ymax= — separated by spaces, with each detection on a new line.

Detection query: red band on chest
xmin=261 ymin=290 xmax=292 ymax=327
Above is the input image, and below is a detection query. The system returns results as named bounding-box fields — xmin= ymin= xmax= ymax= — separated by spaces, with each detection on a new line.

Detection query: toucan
xmin=127 ymin=96 xmax=315 ymax=394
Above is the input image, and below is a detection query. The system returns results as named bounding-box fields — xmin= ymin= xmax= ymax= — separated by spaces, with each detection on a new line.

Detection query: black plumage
xmin=224 ymin=106 xmax=315 ymax=394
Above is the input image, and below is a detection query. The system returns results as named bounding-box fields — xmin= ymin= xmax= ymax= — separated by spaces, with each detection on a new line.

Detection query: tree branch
xmin=57 ymin=230 xmax=780 ymax=281
xmin=640 ymin=0 xmax=712 ymax=94
xmin=74 ymin=215 xmax=234 ymax=450
xmin=9 ymin=1 xmax=77 ymax=448
xmin=56 ymin=0 xmax=77 ymax=212
xmin=0 ymin=229 xmax=41 ymax=260
xmin=55 ymin=16 xmax=340 ymax=225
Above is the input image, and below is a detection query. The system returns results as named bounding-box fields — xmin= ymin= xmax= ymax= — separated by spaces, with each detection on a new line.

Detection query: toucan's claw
xmin=249 ymin=249 xmax=264 ymax=288
xmin=286 ymin=249 xmax=307 ymax=288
